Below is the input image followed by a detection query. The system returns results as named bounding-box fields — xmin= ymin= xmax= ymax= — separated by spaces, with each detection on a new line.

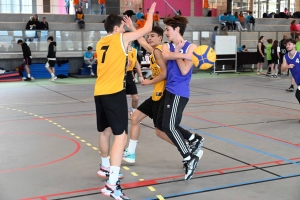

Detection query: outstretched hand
xmin=123 ymin=15 xmax=133 ymax=29
xmin=148 ymin=2 xmax=157 ymax=14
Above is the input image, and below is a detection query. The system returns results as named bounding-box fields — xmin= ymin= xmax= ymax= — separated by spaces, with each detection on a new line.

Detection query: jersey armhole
xmin=120 ymin=33 xmax=128 ymax=56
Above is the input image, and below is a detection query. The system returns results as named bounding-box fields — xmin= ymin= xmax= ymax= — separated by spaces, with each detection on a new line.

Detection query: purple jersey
xmin=284 ymin=51 xmax=300 ymax=85
xmin=166 ymin=41 xmax=192 ymax=98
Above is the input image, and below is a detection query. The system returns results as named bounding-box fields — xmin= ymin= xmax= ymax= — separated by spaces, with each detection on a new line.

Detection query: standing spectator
xmin=234 ymin=11 xmax=246 ymax=31
xmin=226 ymin=11 xmax=236 ymax=31
xmin=40 ymin=17 xmax=49 ymax=30
xmin=153 ymin=11 xmax=160 ymax=26
xmin=219 ymin=12 xmax=227 ymax=28
xmin=84 ymin=46 xmax=96 ymax=76
xmin=246 ymin=11 xmax=255 ymax=32
xmin=270 ymin=40 xmax=280 ymax=78
xmin=65 ymin=0 xmax=70 ymax=14
xmin=203 ymin=0 xmax=209 ymax=16
xmin=296 ymin=36 xmax=300 ymax=51
xmin=26 ymin=14 xmax=39 ymax=30
xmin=238 ymin=11 xmax=246 ymax=30
xmin=257 ymin=36 xmax=265 ymax=75
xmin=136 ymin=8 xmax=144 ymax=20
xmin=75 ymin=7 xmax=85 ymax=30
xmin=266 ymin=38 xmax=273 ymax=76
xmin=279 ymin=34 xmax=287 ymax=75
xmin=45 ymin=36 xmax=57 ymax=81
xmin=17 ymin=39 xmax=33 ymax=81
xmin=98 ymin=0 xmax=105 ymax=15
xmin=144 ymin=8 xmax=149 ymax=20
xmin=136 ymin=16 xmax=146 ymax=30
xmin=290 ymin=20 xmax=299 ymax=39
xmin=72 ymin=0 xmax=79 ymax=13
xmin=211 ymin=26 xmax=218 ymax=48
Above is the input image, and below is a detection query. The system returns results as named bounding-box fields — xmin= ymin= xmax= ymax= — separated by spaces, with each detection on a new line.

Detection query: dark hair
xmin=141 ymin=16 xmax=145 ymax=19
xmin=258 ymin=36 xmax=264 ymax=42
xmin=242 ymin=45 xmax=246 ymax=48
xmin=272 ymin=40 xmax=278 ymax=49
xmin=234 ymin=12 xmax=238 ymax=18
xmin=285 ymin=38 xmax=296 ymax=45
xmin=249 ymin=11 xmax=253 ymax=14
xmin=47 ymin=36 xmax=54 ymax=41
xmin=223 ymin=12 xmax=227 ymax=15
xmin=17 ymin=39 xmax=23 ymax=44
xmin=267 ymin=38 xmax=273 ymax=44
xmin=214 ymin=26 xmax=218 ymax=31
xmin=163 ymin=15 xmax=188 ymax=36
xmin=87 ymin=46 xmax=93 ymax=50
xmin=151 ymin=26 xmax=164 ymax=39
xmin=291 ymin=20 xmax=296 ymax=25
xmin=42 ymin=17 xmax=46 ymax=19
xmin=104 ymin=14 xmax=123 ymax=33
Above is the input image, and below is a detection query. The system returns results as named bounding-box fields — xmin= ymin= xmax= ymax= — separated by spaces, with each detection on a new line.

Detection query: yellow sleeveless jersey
xmin=150 ymin=45 xmax=166 ymax=101
xmin=94 ymin=33 xmax=127 ymax=95
xmin=127 ymin=47 xmax=137 ymax=72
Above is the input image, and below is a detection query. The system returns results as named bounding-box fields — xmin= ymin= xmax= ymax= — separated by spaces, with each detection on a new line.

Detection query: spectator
xmin=123 ymin=10 xmax=135 ymax=18
xmin=290 ymin=20 xmax=299 ymax=39
xmin=73 ymin=0 xmax=79 ymax=13
xmin=136 ymin=8 xmax=144 ymax=20
xmin=237 ymin=45 xmax=248 ymax=52
xmin=17 ymin=39 xmax=33 ymax=81
xmin=257 ymin=36 xmax=265 ymax=75
xmin=246 ymin=11 xmax=255 ymax=32
xmin=26 ymin=14 xmax=39 ymax=30
xmin=296 ymin=36 xmax=300 ymax=51
xmin=153 ymin=11 xmax=160 ymax=26
xmin=266 ymin=38 xmax=273 ymax=76
xmin=284 ymin=8 xmax=289 ymax=15
xmin=270 ymin=40 xmax=280 ymax=78
xmin=279 ymin=34 xmax=287 ymax=75
xmin=45 ymin=36 xmax=57 ymax=81
xmin=144 ymin=9 xmax=149 ymax=20
xmin=40 ymin=17 xmax=49 ymax=30
xmin=234 ymin=11 xmax=246 ymax=31
xmin=211 ymin=26 xmax=218 ymax=48
xmin=226 ymin=11 xmax=236 ymax=31
xmin=219 ymin=12 xmax=227 ymax=28
xmin=84 ymin=46 xmax=96 ymax=76
xmin=98 ymin=0 xmax=105 ymax=15
xmin=136 ymin=16 xmax=146 ymax=30
xmin=65 ymin=0 xmax=70 ymax=14
xmin=297 ymin=21 xmax=300 ymax=30
xmin=75 ymin=7 xmax=85 ymax=30
xmin=81 ymin=0 xmax=87 ymax=14
xmin=203 ymin=0 xmax=209 ymax=16
xmin=238 ymin=11 xmax=245 ymax=28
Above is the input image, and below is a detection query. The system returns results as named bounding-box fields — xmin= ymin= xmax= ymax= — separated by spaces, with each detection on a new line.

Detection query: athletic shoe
xmin=23 ymin=77 xmax=31 ymax=81
xmin=266 ymin=72 xmax=271 ymax=77
xmin=286 ymin=86 xmax=294 ymax=92
xmin=271 ymin=75 xmax=278 ymax=78
xmin=122 ymin=148 xmax=136 ymax=163
xmin=183 ymin=155 xmax=200 ymax=181
xmin=91 ymin=72 xmax=95 ymax=76
xmin=188 ymin=134 xmax=205 ymax=156
xmin=97 ymin=165 xmax=124 ymax=179
xmin=87 ymin=65 xmax=92 ymax=68
xmin=101 ymin=180 xmax=130 ymax=200
xmin=51 ymin=76 xmax=57 ymax=82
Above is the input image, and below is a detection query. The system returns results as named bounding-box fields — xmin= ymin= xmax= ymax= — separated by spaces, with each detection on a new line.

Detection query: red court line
xmin=183 ymin=113 xmax=300 ymax=147
xmin=21 ymin=156 xmax=300 ymax=200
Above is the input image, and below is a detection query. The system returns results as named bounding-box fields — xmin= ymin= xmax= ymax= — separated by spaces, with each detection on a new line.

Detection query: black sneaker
xmin=24 ymin=77 xmax=31 ymax=81
xmin=183 ymin=155 xmax=200 ymax=181
xmin=286 ymin=86 xmax=294 ymax=92
xmin=189 ymin=134 xmax=205 ymax=156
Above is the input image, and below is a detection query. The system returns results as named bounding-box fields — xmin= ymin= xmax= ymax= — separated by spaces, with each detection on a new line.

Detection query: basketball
xmin=192 ymin=45 xmax=216 ymax=70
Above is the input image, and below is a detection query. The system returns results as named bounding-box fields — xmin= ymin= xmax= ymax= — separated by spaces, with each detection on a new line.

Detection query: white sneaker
xmin=30 ymin=76 xmax=34 ymax=80
xmin=87 ymin=65 xmax=92 ymax=68
xmin=91 ymin=72 xmax=95 ymax=76
xmin=51 ymin=76 xmax=57 ymax=82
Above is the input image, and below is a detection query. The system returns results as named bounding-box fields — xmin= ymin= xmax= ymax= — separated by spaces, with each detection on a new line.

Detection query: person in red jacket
xmin=290 ymin=20 xmax=299 ymax=39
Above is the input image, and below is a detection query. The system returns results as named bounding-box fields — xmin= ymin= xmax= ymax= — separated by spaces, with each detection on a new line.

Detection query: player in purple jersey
xmin=161 ymin=15 xmax=205 ymax=181
xmin=281 ymin=38 xmax=300 ymax=122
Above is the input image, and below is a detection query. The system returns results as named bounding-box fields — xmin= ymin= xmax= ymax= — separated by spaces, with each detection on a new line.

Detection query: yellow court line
xmin=81 ymin=140 xmax=86 ymax=142
xmin=61 ymin=128 xmax=66 ymax=130
xmin=148 ymin=186 xmax=156 ymax=192
xmin=66 ymin=130 xmax=70 ymax=132
xmin=70 ymin=133 xmax=75 ymax=135
xmin=156 ymin=195 xmax=165 ymax=200
xmin=131 ymin=172 xmax=138 ymax=176
xmin=123 ymin=166 xmax=130 ymax=170
xmin=86 ymin=143 xmax=92 ymax=146
xmin=75 ymin=136 xmax=80 ymax=139
xmin=92 ymin=147 xmax=98 ymax=150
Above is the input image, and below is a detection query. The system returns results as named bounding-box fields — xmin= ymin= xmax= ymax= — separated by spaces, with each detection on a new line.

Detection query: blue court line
xmin=184 ymin=114 xmax=300 ymax=150
xmin=143 ymin=172 xmax=300 ymax=200
xmin=181 ymin=125 xmax=300 ymax=167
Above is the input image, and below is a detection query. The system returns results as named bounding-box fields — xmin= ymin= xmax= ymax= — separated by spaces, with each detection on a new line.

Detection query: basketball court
xmin=0 ymin=72 xmax=299 ymax=200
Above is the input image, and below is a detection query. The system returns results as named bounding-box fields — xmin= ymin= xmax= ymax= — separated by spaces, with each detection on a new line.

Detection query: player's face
xmin=147 ymin=32 xmax=161 ymax=47
xmin=164 ymin=25 xmax=176 ymax=42
xmin=286 ymin=42 xmax=295 ymax=52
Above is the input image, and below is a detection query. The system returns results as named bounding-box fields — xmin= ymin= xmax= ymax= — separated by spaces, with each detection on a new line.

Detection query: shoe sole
xmin=185 ymin=157 xmax=200 ymax=181
xmin=122 ymin=157 xmax=136 ymax=163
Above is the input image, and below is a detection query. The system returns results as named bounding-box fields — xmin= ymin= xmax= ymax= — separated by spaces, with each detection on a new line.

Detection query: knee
xmin=130 ymin=112 xmax=140 ymax=124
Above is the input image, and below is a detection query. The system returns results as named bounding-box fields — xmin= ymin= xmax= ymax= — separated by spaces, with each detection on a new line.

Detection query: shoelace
xmin=123 ymin=149 xmax=131 ymax=156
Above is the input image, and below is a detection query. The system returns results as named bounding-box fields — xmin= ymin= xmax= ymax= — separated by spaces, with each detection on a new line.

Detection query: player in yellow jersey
xmin=94 ymin=3 xmax=156 ymax=200
xmin=126 ymin=40 xmax=143 ymax=116
xmin=122 ymin=22 xmax=174 ymax=163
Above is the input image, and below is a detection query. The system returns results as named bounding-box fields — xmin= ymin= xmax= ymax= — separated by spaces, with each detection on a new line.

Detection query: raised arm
xmin=161 ymin=43 xmax=191 ymax=61
xmin=175 ymin=43 xmax=197 ymax=75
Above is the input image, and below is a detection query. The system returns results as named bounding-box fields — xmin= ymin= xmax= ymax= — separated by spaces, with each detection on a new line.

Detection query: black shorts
xmin=257 ymin=54 xmax=264 ymax=63
xmin=24 ymin=57 xmax=32 ymax=65
xmin=126 ymin=71 xmax=137 ymax=95
xmin=267 ymin=60 xmax=273 ymax=65
xmin=94 ymin=90 xmax=128 ymax=135
xmin=272 ymin=59 xmax=279 ymax=65
xmin=279 ymin=55 xmax=284 ymax=64
xmin=296 ymin=87 xmax=300 ymax=104
xmin=48 ymin=60 xmax=56 ymax=67
xmin=137 ymin=92 xmax=165 ymax=131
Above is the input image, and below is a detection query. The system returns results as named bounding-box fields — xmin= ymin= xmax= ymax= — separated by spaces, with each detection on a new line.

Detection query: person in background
xmin=75 ymin=7 xmax=85 ymax=30
xmin=84 ymin=46 xmax=96 ymax=76
xmin=211 ymin=26 xmax=218 ymax=48
xmin=40 ymin=17 xmax=49 ymax=30
xmin=238 ymin=11 xmax=245 ymax=29
xmin=296 ymin=36 xmax=300 ymax=51
xmin=26 ymin=14 xmax=39 ymax=30
xmin=136 ymin=16 xmax=146 ymax=30
xmin=246 ymin=11 xmax=255 ymax=32
xmin=17 ymin=39 xmax=33 ymax=81
xmin=225 ymin=11 xmax=235 ymax=31
xmin=203 ymin=0 xmax=209 ymax=16
xmin=290 ymin=20 xmax=299 ymax=39
xmin=136 ymin=8 xmax=144 ymax=20
xmin=65 ymin=0 xmax=70 ymax=14
xmin=45 ymin=36 xmax=57 ymax=81
xmin=153 ymin=11 xmax=160 ymax=26
xmin=234 ymin=11 xmax=246 ymax=31
xmin=266 ymin=38 xmax=273 ymax=76
xmin=218 ymin=12 xmax=227 ymax=28
xmin=98 ymin=0 xmax=106 ymax=15
xmin=270 ymin=40 xmax=280 ymax=78
xmin=144 ymin=8 xmax=149 ymax=20
xmin=237 ymin=45 xmax=248 ymax=52
xmin=72 ymin=0 xmax=79 ymax=13
xmin=279 ymin=34 xmax=288 ymax=76
xmin=257 ymin=36 xmax=266 ymax=75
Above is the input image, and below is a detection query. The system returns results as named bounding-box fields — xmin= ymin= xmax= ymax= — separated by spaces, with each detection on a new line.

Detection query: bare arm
xmin=175 ymin=44 xmax=197 ymax=76
xmin=258 ymin=43 xmax=264 ymax=57
xmin=281 ymin=57 xmax=294 ymax=71
xmin=162 ymin=43 xmax=191 ymax=61
xmin=135 ymin=60 xmax=143 ymax=78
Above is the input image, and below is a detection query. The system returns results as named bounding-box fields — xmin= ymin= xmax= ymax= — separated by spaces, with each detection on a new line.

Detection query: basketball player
xmin=281 ymin=38 xmax=300 ymax=121
xmin=94 ymin=3 xmax=156 ymax=199
xmin=161 ymin=15 xmax=205 ymax=181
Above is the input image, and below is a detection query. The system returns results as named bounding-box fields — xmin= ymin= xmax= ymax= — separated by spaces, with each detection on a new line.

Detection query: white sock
xmin=109 ymin=166 xmax=120 ymax=185
xmin=101 ymin=156 xmax=110 ymax=168
xmin=51 ymin=73 xmax=54 ymax=76
xmin=28 ymin=74 xmax=31 ymax=78
xmin=132 ymin=108 xmax=136 ymax=113
xmin=188 ymin=134 xmax=195 ymax=141
xmin=260 ymin=68 xmax=263 ymax=72
xmin=127 ymin=139 xmax=138 ymax=154
xmin=183 ymin=155 xmax=191 ymax=161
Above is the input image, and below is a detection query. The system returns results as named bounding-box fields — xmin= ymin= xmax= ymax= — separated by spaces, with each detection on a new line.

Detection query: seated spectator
xmin=136 ymin=16 xmax=145 ymax=30
xmin=234 ymin=11 xmax=246 ymax=31
xmin=40 ymin=17 xmax=49 ymax=30
xmin=246 ymin=11 xmax=255 ymax=32
xmin=26 ymin=14 xmax=39 ymax=30
xmin=290 ymin=20 xmax=299 ymax=39
xmin=84 ymin=46 xmax=96 ymax=75
xmin=237 ymin=45 xmax=248 ymax=52
xmin=226 ymin=11 xmax=236 ymax=31
xmin=75 ymin=7 xmax=85 ymax=30
xmin=136 ymin=8 xmax=144 ymax=20
xmin=153 ymin=11 xmax=160 ymax=26
xmin=144 ymin=9 xmax=149 ymax=20
xmin=238 ymin=11 xmax=245 ymax=29
xmin=219 ymin=12 xmax=227 ymax=28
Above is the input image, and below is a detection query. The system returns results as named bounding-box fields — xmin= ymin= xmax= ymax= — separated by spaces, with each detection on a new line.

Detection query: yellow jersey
xmin=94 ymin=33 xmax=127 ymax=96
xmin=150 ymin=45 xmax=166 ymax=101
xmin=127 ymin=47 xmax=137 ymax=72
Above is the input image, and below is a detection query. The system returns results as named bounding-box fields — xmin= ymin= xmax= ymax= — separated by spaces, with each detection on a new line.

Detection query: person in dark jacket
xmin=26 ymin=14 xmax=39 ymax=30
xmin=45 ymin=36 xmax=57 ymax=81
xmin=17 ymin=39 xmax=33 ymax=81
xmin=75 ymin=7 xmax=85 ymax=30
xmin=40 ymin=17 xmax=49 ymax=30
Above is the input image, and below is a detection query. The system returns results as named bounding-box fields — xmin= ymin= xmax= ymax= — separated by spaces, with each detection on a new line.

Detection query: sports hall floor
xmin=1 ymin=71 xmax=299 ymax=200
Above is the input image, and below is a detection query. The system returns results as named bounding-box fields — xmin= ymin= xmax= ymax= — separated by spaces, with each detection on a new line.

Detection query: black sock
xmin=291 ymin=85 xmax=294 ymax=88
